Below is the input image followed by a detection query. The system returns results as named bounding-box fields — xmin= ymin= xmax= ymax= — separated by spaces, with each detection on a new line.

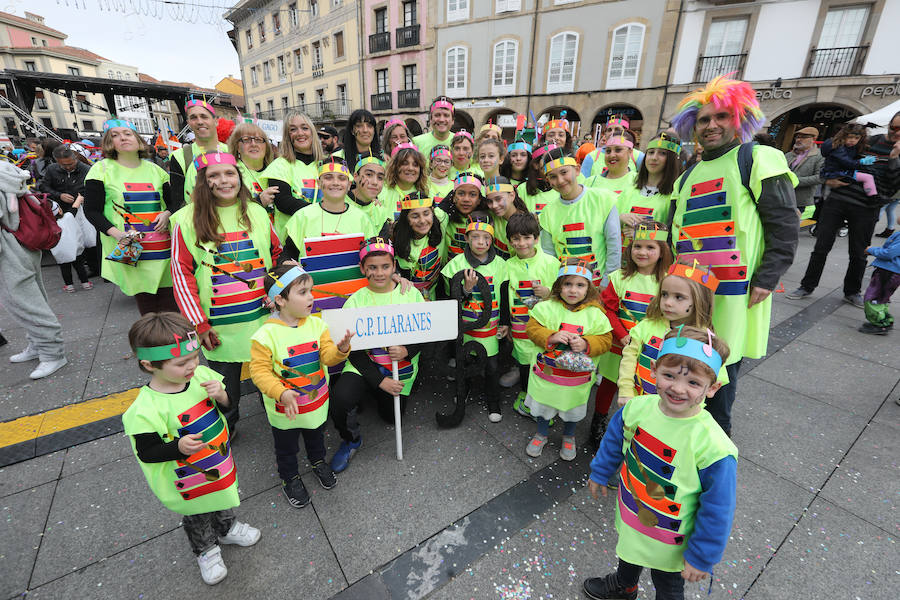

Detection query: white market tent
xmin=852 ymin=98 xmax=900 ymax=135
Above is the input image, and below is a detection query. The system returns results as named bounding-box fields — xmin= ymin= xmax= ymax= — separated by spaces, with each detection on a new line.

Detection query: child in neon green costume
xmin=584 ymin=135 xmax=638 ymax=196
xmin=123 ymin=312 xmax=260 ymax=586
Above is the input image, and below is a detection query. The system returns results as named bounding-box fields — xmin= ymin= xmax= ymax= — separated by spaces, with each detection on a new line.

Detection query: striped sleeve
xmin=170 ymin=223 xmax=210 ymax=332
xmin=269 ymin=222 xmax=283 ymax=263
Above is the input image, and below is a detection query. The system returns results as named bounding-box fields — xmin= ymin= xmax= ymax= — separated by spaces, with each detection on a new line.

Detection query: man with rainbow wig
xmin=668 ymin=75 xmax=799 ymax=436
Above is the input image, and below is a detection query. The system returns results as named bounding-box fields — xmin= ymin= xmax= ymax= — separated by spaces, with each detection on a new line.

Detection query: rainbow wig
xmin=670 ymin=75 xmax=765 ymax=144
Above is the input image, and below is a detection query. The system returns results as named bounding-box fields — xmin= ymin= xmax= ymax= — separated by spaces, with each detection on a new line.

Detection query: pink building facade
xmin=362 ymin=0 xmax=429 ymax=132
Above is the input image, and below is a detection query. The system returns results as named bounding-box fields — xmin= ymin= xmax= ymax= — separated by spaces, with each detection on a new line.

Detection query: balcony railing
xmin=254 ymin=99 xmax=350 ymax=123
xmin=311 ymin=63 xmax=325 ymax=79
xmin=369 ymin=31 xmax=390 ymax=53
xmin=694 ymin=53 xmax=746 ymax=82
xmin=396 ymin=24 xmax=420 ymax=48
xmin=806 ymin=45 xmax=868 ymax=78
xmin=397 ymin=88 xmax=420 ymax=109
xmin=371 ymin=92 xmax=392 ymax=111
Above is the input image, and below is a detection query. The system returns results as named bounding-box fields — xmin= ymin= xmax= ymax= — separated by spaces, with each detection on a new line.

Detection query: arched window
xmin=547 ymin=32 xmax=578 ymax=93
xmin=446 ymin=46 xmax=467 ymax=98
xmin=492 ymin=40 xmax=518 ymax=95
xmin=607 ymin=23 xmax=645 ymax=89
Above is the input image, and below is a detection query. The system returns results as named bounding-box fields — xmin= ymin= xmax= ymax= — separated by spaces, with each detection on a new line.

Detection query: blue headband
xmin=266 ymin=266 xmax=308 ymax=300
xmin=657 ymin=332 xmax=723 ymax=374
xmin=508 ymin=141 xmax=532 ymax=154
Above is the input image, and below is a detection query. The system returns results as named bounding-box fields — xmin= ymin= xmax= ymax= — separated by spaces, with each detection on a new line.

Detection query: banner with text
xmin=321 ymin=300 xmax=458 ymax=351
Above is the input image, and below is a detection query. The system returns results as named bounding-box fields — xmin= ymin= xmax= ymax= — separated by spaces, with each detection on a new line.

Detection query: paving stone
xmin=91 ymin=333 xmax=137 ymax=366
xmin=0 ymin=367 xmax=91 ymax=419
xmin=0 ymin=450 xmax=63 ymax=498
xmin=798 ymin=311 xmax=900 ymax=370
xmin=61 ymin=433 xmax=134 ymax=479
xmin=873 ymin=383 xmax=900 ymax=430
xmin=0 ymin=482 xmax=56 ymax=599
xmin=83 ymin=360 xmax=146 ymax=399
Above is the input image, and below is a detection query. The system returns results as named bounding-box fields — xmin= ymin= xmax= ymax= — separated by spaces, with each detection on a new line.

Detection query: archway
xmin=592 ymin=105 xmax=644 ymax=145
xmin=483 ymin=108 xmax=517 ymax=142
xmin=769 ymin=103 xmax=860 ymax=150
xmin=452 ymin=109 xmax=475 ymax=134
xmin=538 ymin=106 xmax=581 ymax=139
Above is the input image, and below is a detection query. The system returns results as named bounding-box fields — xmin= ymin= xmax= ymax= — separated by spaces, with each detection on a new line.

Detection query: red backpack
xmin=2 ymin=192 xmax=62 ymax=251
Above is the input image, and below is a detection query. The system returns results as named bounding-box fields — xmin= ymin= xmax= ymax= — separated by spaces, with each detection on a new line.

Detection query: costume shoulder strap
xmin=738 ymin=141 xmax=758 ymax=202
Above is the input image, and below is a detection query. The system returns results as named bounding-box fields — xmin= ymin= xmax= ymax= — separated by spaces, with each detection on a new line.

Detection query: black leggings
xmin=271 ymin=424 xmax=326 ymax=481
xmin=617 ymin=559 xmax=685 ymax=600
xmin=330 ymin=372 xmax=407 ymax=443
xmin=206 ymin=359 xmax=260 ymax=432
xmin=59 ymin=257 xmax=89 ymax=286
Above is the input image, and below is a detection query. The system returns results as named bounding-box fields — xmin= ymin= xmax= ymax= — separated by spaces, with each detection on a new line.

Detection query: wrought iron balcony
xmin=369 ymin=31 xmax=390 ymax=54
xmin=694 ymin=53 xmax=746 ymax=82
xmin=254 ymin=99 xmax=350 ymax=123
xmin=371 ymin=92 xmax=392 ymax=111
xmin=396 ymin=25 xmax=419 ymax=49
xmin=806 ymin=46 xmax=868 ymax=78
xmin=397 ymin=89 xmax=420 ymax=109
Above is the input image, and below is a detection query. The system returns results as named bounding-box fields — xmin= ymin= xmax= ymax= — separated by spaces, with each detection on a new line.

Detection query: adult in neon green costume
xmin=170 ymin=99 xmax=228 ymax=205
xmin=669 ymin=75 xmax=799 ymax=436
xmin=413 ymin=96 xmax=456 ymax=161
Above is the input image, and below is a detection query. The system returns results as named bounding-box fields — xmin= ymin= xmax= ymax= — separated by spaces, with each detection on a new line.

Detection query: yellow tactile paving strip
xmin=0 ymin=364 xmax=252 ymax=449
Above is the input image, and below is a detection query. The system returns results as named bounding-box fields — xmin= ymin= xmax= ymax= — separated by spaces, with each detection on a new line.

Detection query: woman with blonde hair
xmin=268 ymin=111 xmax=324 ymax=238
xmin=227 ymin=122 xmax=292 ymax=235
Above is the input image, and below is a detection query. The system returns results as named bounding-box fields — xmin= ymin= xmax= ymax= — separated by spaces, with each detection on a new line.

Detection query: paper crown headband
xmin=318 ymin=159 xmax=351 ymax=178
xmin=531 ymin=144 xmax=559 ymax=160
xmin=634 ymin=222 xmax=669 ymax=241
xmin=103 ymin=118 xmax=136 ymax=132
xmin=648 ymin=133 xmax=682 ymax=155
xmin=185 ymin=97 xmax=216 ymax=116
xmin=384 ymin=118 xmax=407 ymax=131
xmin=558 ymin=258 xmax=593 ymax=281
xmin=484 ymin=177 xmax=515 ymax=195
xmin=480 ymin=123 xmax=501 ymax=135
xmin=543 ymin=156 xmax=578 ymax=175
xmin=354 ymin=155 xmax=385 ymax=173
xmin=454 ymin=172 xmax=482 ymax=191
xmin=507 ymin=140 xmax=532 ymax=154
xmin=657 ymin=325 xmax=723 ymax=374
xmin=194 ymin=151 xmax=237 ymax=171
xmin=266 ymin=265 xmax=308 ymax=300
xmin=430 ymin=145 xmax=452 ymax=160
xmin=431 ymin=99 xmax=454 ymax=113
xmin=359 ymin=237 xmax=394 ymax=262
xmin=466 ymin=219 xmax=494 ymax=236
xmin=605 ymin=135 xmax=634 ymax=149
xmin=453 ymin=130 xmax=474 ymax=144
xmin=544 ymin=111 xmax=569 ymax=132
xmin=136 ymin=331 xmax=201 ymax=361
xmin=605 ymin=116 xmax=629 ymax=129
xmin=400 ymin=191 xmax=433 ymax=210
xmin=668 ymin=260 xmax=720 ymax=291
xmin=390 ymin=142 xmax=419 ymax=158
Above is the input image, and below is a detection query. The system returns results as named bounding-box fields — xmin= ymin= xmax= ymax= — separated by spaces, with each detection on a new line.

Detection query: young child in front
xmin=123 ymin=312 xmax=260 ymax=586
xmin=249 ymin=265 xmax=353 ymax=509
xmin=524 ymin=258 xmax=612 ymax=460
xmin=441 ymin=211 xmax=509 ymax=421
xmin=583 ymin=325 xmax=737 ymax=600
xmin=820 ymin=122 xmax=878 ymax=196
xmin=591 ymin=222 xmax=672 ymax=450
xmin=330 ymin=238 xmax=425 ymax=473
xmin=859 ymin=218 xmax=900 ymax=335
xmin=502 ymin=212 xmax=559 ymax=416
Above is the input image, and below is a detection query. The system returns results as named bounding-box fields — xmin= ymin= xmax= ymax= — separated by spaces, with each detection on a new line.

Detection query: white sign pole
xmin=392 ymin=360 xmax=403 ymax=460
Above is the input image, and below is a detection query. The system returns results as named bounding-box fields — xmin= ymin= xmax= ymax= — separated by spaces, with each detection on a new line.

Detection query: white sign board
xmin=255 ymin=119 xmax=283 ymax=143
xmin=497 ymin=114 xmax=517 ymax=128
xmin=320 ymin=300 xmax=458 ymax=351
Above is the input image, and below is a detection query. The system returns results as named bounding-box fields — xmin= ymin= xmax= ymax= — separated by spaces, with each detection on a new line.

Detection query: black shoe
xmin=312 ymin=460 xmax=336 ymax=490
xmin=875 ymin=228 xmax=894 ymax=238
xmin=0 ymin=333 xmax=7 ymax=348
xmin=858 ymin=322 xmax=891 ymax=335
xmin=583 ymin=573 xmax=637 ymax=600
xmin=282 ymin=475 xmax=310 ymax=508
xmin=589 ymin=412 xmax=608 ymax=452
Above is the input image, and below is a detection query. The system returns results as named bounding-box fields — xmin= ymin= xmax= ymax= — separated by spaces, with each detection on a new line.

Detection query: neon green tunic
xmin=617 ymin=185 xmax=673 ymax=242
xmin=283 ymin=201 xmax=376 ymax=256
xmin=428 ymin=178 xmax=453 ymax=204
xmin=441 ymin=252 xmax=508 ymax=356
xmin=492 ymin=216 xmax=513 ymax=259
xmin=380 ymin=183 xmax=418 ymax=223
xmin=539 ymin=186 xmax=618 ymax=287
xmin=122 ymin=365 xmax=239 ymax=515
xmin=614 ymin=395 xmax=737 ymax=572
xmin=505 ymin=250 xmax=560 ymax=364
xmin=449 ymin=164 xmax=483 ymax=180
xmin=516 ymin=182 xmax=557 ymax=217
xmin=263 ymin=156 xmax=321 ymax=239
xmin=526 ymin=299 xmax=612 ymax=412
xmin=172 ymin=141 xmax=229 ymax=204
xmin=250 ymin=317 xmax=332 ymax=430
xmin=672 ymin=145 xmax=798 ymax=362
xmin=586 ymin=171 xmax=637 ymax=196
xmin=85 ymin=159 xmax=172 ymax=296
xmin=413 ymin=131 xmax=454 ymax=161
xmin=341 ymin=285 xmax=425 ymax=395
xmin=171 ymin=202 xmax=274 ymax=363
xmin=397 ymin=228 xmax=448 ymax=301
xmin=596 ymin=270 xmax=659 ymax=381
xmin=353 ymin=194 xmax=392 ymax=234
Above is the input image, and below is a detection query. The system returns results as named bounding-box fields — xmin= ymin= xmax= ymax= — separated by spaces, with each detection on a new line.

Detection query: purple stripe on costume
xmin=618 ymin=491 xmax=684 ymax=545
xmin=619 ymin=484 xmax=682 ymax=531
xmin=174 ymin=446 xmax=232 ymax=477
xmin=675 ymin=236 xmax=736 ymax=253
xmin=173 ymin=454 xmax=235 ymax=491
xmin=313 ymin=296 xmax=347 ymax=312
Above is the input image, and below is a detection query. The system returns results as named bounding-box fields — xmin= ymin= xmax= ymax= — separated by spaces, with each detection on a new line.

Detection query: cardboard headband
xmin=318 ymin=160 xmax=351 ymax=178
xmin=507 ymin=141 xmax=532 ymax=154
xmin=605 ymin=117 xmax=629 ymax=130
xmin=400 ymin=192 xmax=433 ymax=210
xmin=480 ymin=123 xmax=501 ymax=135
xmin=431 ymin=99 xmax=454 ymax=114
xmin=543 ymin=156 xmax=578 ymax=175
xmin=558 ymin=263 xmax=592 ymax=281
xmin=484 ymin=182 xmax=515 ymax=194
xmin=634 ymin=223 xmax=669 ymax=242
xmin=266 ymin=265 xmax=308 ymax=300
xmin=531 ymin=144 xmax=559 ymax=161
xmin=359 ymin=238 xmax=394 ymax=262
xmin=194 ymin=152 xmax=237 ymax=171
xmin=103 ymin=118 xmax=136 ymax=132
xmin=454 ymin=172 xmax=482 ymax=191
xmin=657 ymin=326 xmax=723 ymax=375
xmin=543 ymin=119 xmax=568 ymax=133
xmin=391 ymin=142 xmax=419 ymax=158
xmin=453 ymin=130 xmax=475 ymax=145
xmin=605 ymin=135 xmax=634 ymax=149
xmin=430 ymin=145 xmax=452 ymax=161
xmin=136 ymin=331 xmax=201 ymax=361
xmin=668 ymin=260 xmax=720 ymax=292
xmin=466 ymin=220 xmax=494 ymax=236
xmin=384 ymin=118 xmax=407 ymax=131
xmin=354 ymin=155 xmax=385 ymax=173
xmin=648 ymin=134 xmax=682 ymax=155
xmin=185 ymin=98 xmax=216 ymax=117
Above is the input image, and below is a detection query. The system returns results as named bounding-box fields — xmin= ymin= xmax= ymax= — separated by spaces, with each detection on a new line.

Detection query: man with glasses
xmin=318 ymin=125 xmax=342 ymax=156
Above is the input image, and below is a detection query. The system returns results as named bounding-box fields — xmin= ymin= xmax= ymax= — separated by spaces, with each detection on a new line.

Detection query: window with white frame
xmin=376 ymin=69 xmax=389 ymax=94
xmin=446 ymin=46 xmax=467 ymax=97
xmin=263 ymin=60 xmax=271 ymax=81
xmin=607 ymin=23 xmax=644 ymax=88
xmin=289 ymin=3 xmax=299 ymax=27
xmin=818 ymin=6 xmax=869 ymax=47
xmin=447 ymin=0 xmax=468 ymax=22
xmin=250 ymin=65 xmax=259 ymax=86
xmin=704 ymin=18 xmax=747 ymax=57
xmin=277 ymin=55 xmax=286 ymax=79
xmin=294 ymin=48 xmax=303 ymax=71
xmin=492 ymin=40 xmax=517 ymax=95
xmin=547 ymin=32 xmax=578 ymax=93
xmin=245 ymin=29 xmax=253 ymax=49
xmin=403 ymin=64 xmax=417 ymax=90
xmin=272 ymin=12 xmax=281 ymax=35
xmin=496 ymin=0 xmax=520 ymax=13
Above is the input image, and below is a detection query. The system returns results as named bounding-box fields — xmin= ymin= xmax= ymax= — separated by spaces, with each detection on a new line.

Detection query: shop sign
xmin=861 ymin=84 xmax=900 ymax=99
xmin=755 ymin=88 xmax=793 ymax=101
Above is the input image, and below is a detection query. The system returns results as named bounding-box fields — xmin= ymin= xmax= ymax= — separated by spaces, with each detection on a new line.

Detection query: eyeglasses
xmin=431 ymin=158 xmax=451 ymax=166
xmin=239 ymin=136 xmax=265 ymax=145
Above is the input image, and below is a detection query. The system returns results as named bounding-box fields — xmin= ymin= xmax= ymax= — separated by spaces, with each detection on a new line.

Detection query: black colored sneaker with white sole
xmin=312 ymin=460 xmax=337 ymax=489
xmin=282 ymin=475 xmax=310 ymax=508
xmin=583 ymin=573 xmax=638 ymax=600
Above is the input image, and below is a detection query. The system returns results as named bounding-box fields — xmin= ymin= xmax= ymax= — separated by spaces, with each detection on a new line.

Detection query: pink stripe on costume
xmin=618 ymin=489 xmax=684 ymax=545
xmin=533 ymin=366 xmax=592 ymax=387
xmin=173 ymin=454 xmax=235 ymax=492
xmin=210 ymin=280 xmax=250 ymax=295
xmin=679 ymin=249 xmax=742 ymax=265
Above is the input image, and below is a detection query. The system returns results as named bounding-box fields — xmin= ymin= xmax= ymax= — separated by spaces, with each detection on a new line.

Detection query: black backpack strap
xmin=182 ymin=142 xmax=194 ymax=172
xmin=676 ymin=161 xmax=699 ymax=194
xmin=738 ymin=141 xmax=758 ymax=202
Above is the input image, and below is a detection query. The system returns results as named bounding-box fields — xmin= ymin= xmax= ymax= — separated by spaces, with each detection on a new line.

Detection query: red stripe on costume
xmin=124 ymin=182 xmax=155 ymax=192
xmin=689 ymin=178 xmax=724 ymax=197
xmin=633 ymin=426 xmax=677 ymax=464
xmin=562 ymin=222 xmax=585 ymax=232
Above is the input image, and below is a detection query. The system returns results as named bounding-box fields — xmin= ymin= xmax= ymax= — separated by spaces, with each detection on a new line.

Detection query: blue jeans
xmin=880 ymin=200 xmax=898 ymax=227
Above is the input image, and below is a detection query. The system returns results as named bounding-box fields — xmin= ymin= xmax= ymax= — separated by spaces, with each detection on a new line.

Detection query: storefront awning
xmin=853 ymin=98 xmax=900 ymax=134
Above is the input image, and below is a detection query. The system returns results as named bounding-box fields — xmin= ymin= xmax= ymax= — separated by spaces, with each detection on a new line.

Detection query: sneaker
xmin=330 ymin=438 xmax=362 ymax=473
xmin=282 ymin=475 xmax=310 ymax=508
xmin=785 ymin=287 xmax=812 ymax=300
xmin=526 ymin=433 xmax=548 ymax=457
xmin=875 ymin=228 xmax=894 ymax=238
xmin=218 ymin=521 xmax=261 ymax=546
xmin=9 ymin=345 xmax=38 ymax=363
xmin=312 ymin=460 xmax=336 ymax=490
xmin=589 ymin=412 xmax=608 ymax=452
xmin=582 ymin=573 xmax=637 ymax=600
xmin=838 ymin=226 xmax=849 ymax=237
xmin=0 ymin=333 xmax=7 ymax=348
xmin=197 ymin=545 xmax=227 ymax=585
xmin=858 ymin=322 xmax=891 ymax=335
xmin=560 ymin=435 xmax=577 ymax=461
xmin=499 ymin=367 xmax=520 ymax=388
xmin=63 ymin=284 xmax=75 ymax=293
xmin=488 ymin=411 xmax=502 ymax=423
xmin=29 ymin=357 xmax=67 ymax=379
xmin=843 ymin=293 xmax=864 ymax=309
xmin=81 ymin=281 xmax=93 ymax=290
xmin=512 ymin=391 xmax=531 ymax=416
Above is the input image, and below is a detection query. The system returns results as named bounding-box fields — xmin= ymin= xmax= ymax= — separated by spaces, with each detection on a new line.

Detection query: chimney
xmin=24 ymin=13 xmax=45 ymax=24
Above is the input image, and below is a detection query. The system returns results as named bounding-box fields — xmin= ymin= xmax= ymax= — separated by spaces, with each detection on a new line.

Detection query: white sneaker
xmin=10 ymin=345 xmax=39 ymax=363
xmin=29 ymin=357 xmax=68 ymax=379
xmin=499 ymin=367 xmax=520 ymax=388
xmin=218 ymin=521 xmax=261 ymax=547
xmin=197 ymin=545 xmax=228 ymax=585
xmin=488 ymin=412 xmax=502 ymax=423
